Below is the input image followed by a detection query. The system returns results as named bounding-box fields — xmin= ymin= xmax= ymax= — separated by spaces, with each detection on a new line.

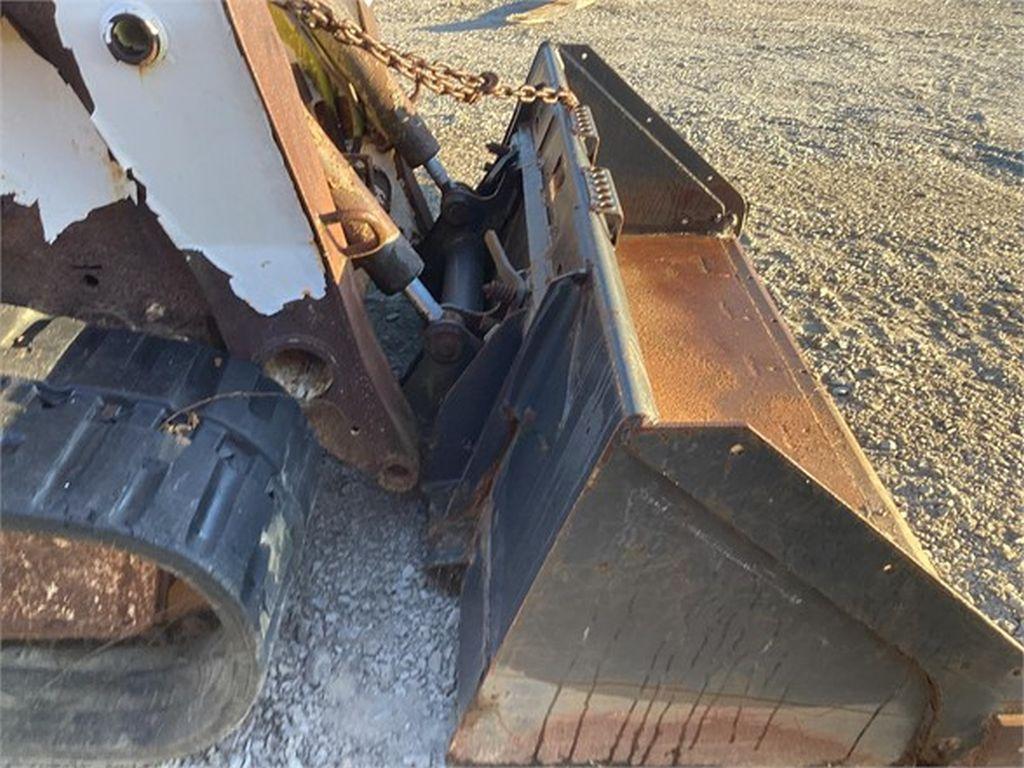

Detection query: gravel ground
xmin=178 ymin=1 xmax=1023 ymax=766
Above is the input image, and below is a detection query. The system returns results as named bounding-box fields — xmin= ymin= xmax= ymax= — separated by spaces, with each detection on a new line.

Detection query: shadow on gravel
xmin=422 ymin=1 xmax=548 ymax=32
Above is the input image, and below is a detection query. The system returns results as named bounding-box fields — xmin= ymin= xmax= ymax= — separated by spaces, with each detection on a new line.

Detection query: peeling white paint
xmin=52 ymin=0 xmax=327 ymax=315
xmin=0 ymin=18 xmax=136 ymax=242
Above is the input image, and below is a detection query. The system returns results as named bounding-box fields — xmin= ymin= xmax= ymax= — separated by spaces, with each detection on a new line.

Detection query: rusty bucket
xmin=438 ymin=44 xmax=1022 ymax=766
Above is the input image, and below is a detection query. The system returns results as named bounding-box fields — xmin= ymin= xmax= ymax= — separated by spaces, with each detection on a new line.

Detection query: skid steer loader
xmin=0 ymin=0 xmax=1020 ymax=764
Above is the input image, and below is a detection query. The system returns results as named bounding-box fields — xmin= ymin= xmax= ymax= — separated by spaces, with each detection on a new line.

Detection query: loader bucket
xmin=441 ymin=44 xmax=1022 ymax=765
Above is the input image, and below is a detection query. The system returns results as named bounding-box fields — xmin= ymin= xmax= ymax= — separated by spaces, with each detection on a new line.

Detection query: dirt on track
xmin=176 ymin=1 xmax=1023 ymax=766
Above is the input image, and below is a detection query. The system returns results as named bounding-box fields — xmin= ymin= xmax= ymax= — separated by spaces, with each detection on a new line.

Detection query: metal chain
xmin=275 ymin=0 xmax=579 ymax=109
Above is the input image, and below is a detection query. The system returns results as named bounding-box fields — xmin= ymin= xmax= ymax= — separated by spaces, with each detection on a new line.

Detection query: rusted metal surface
xmin=2 ymin=0 xmax=419 ymax=488
xmin=451 ymin=287 xmax=1022 ymax=763
xmin=454 ymin=664 xmax=925 ymax=765
xmin=446 ymin=43 xmax=1022 ymax=766
xmin=307 ymin=110 xmax=424 ymax=295
xmin=1 ymin=196 xmax=219 ymax=344
xmin=0 ymin=530 xmax=159 ymax=640
xmin=222 ymin=0 xmax=420 ymax=489
xmin=967 ymin=713 xmax=1024 ymax=766
xmin=616 ymin=232 xmax=929 ymax=560
xmin=280 ymin=0 xmax=578 ymax=144
xmin=283 ymin=0 xmax=442 ymax=168
xmin=446 ymin=278 xmax=952 ymax=765
xmin=224 ymin=0 xmax=346 ymax=278
xmin=309 ymin=111 xmax=403 ymax=259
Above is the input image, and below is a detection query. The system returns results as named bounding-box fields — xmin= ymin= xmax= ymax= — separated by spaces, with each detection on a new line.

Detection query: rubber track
xmin=0 ymin=305 xmax=320 ymax=763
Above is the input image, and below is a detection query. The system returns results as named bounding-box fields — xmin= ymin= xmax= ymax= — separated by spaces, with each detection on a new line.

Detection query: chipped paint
xmin=0 ymin=18 xmax=136 ymax=242
xmin=51 ymin=0 xmax=327 ymax=315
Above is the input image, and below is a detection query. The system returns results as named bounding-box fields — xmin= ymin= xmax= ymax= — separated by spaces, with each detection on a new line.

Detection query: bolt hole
xmin=350 ymin=425 xmax=361 ymax=435
xmin=263 ymin=348 xmax=333 ymax=402
xmin=381 ymin=462 xmax=413 ymax=490
xmin=386 ymin=463 xmax=409 ymax=479
xmin=105 ymin=12 xmax=161 ymax=66
xmin=1012 ymin=668 xmax=1021 ymax=677
xmin=83 ymin=274 xmax=99 ymax=287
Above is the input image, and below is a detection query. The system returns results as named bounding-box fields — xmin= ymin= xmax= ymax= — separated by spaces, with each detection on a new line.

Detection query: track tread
xmin=0 ymin=304 xmax=320 ymax=763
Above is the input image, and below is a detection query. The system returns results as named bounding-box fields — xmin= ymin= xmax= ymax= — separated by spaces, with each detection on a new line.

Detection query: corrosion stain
xmin=615 ymin=233 xmax=892 ymax=518
xmin=0 ymin=529 xmax=159 ymax=640
xmin=454 ymin=674 xmax=896 ymax=765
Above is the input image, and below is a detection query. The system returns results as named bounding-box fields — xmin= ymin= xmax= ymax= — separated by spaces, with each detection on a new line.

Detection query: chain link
xmin=275 ymin=0 xmax=579 ymax=109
